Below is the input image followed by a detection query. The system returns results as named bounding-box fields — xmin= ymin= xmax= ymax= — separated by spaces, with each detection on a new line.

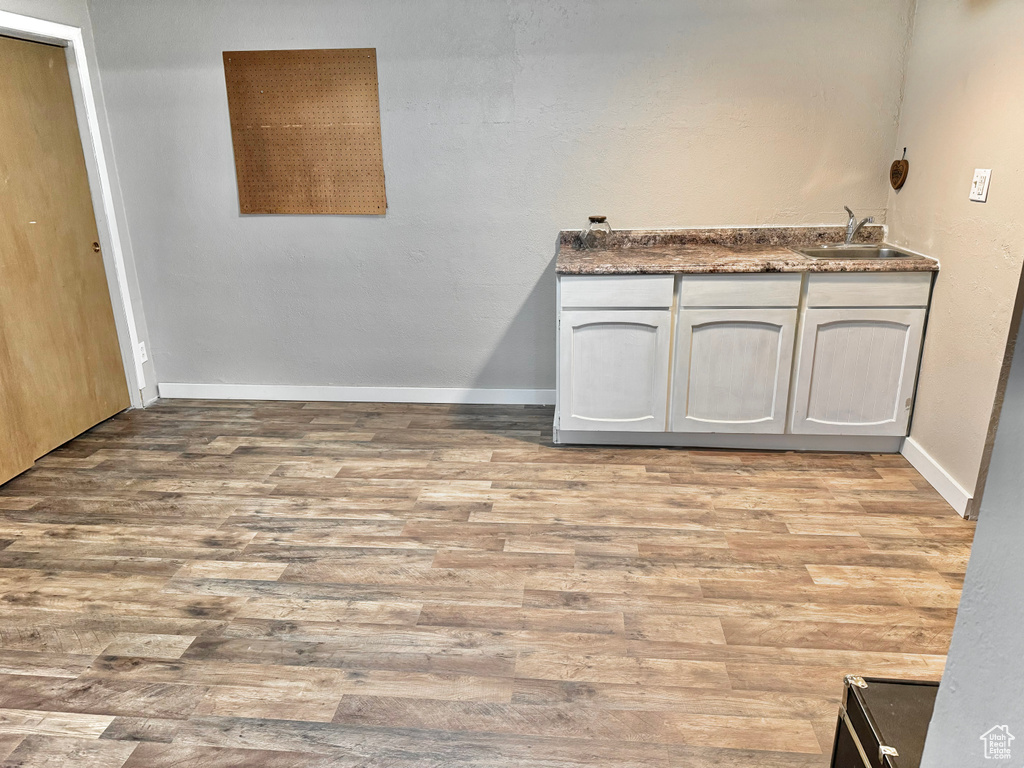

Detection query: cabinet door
xmin=671 ymin=308 xmax=797 ymax=433
xmin=558 ymin=310 xmax=671 ymax=432
xmin=791 ymin=308 xmax=926 ymax=435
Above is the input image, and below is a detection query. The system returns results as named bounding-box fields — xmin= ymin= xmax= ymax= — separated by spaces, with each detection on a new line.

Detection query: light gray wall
xmin=88 ymin=0 xmax=915 ymax=391
xmin=1 ymin=0 xmax=87 ymax=28
xmin=1 ymin=0 xmax=158 ymax=403
xmin=920 ymin=285 xmax=1024 ymax=765
xmin=887 ymin=0 xmax=1024 ymax=511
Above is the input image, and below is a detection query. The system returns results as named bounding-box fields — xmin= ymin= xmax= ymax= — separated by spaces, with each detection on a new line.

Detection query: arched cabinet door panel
xmin=558 ymin=310 xmax=671 ymax=432
xmin=791 ymin=308 xmax=927 ymax=435
xmin=671 ymin=308 xmax=798 ymax=434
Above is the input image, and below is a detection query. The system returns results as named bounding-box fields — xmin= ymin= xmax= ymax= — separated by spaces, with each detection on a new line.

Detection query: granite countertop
xmin=556 ymin=226 xmax=939 ymax=275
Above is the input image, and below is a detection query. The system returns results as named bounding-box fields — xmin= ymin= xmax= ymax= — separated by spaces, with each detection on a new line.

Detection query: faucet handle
xmin=844 ymin=206 xmax=855 ymax=221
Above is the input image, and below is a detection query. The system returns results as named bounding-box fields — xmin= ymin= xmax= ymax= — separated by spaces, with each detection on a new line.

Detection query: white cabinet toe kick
xmin=554 ymin=271 xmax=933 ymax=451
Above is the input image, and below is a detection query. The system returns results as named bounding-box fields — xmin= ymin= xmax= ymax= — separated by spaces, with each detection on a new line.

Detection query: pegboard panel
xmin=223 ymin=48 xmax=386 ymax=215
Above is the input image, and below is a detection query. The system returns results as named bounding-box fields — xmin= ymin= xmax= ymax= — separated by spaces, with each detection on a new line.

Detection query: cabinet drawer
xmin=560 ymin=275 xmax=674 ymax=309
xmin=679 ymin=274 xmax=801 ymax=307
xmin=806 ymin=273 xmax=932 ymax=307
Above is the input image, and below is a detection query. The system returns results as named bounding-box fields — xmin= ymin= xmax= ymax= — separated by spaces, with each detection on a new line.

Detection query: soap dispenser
xmin=580 ymin=216 xmax=612 ymax=249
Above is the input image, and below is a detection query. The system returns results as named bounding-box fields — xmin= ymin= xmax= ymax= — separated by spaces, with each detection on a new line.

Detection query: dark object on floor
xmin=830 ymin=675 xmax=939 ymax=768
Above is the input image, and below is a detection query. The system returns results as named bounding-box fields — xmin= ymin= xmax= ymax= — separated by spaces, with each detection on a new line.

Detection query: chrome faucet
xmin=844 ymin=206 xmax=874 ymax=245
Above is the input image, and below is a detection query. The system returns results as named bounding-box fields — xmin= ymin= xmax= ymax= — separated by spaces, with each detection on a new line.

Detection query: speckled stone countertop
xmin=556 ymin=226 xmax=939 ymax=275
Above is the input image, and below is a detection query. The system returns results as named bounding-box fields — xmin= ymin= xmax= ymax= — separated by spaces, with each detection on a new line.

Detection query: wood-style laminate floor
xmin=0 ymin=401 xmax=974 ymax=767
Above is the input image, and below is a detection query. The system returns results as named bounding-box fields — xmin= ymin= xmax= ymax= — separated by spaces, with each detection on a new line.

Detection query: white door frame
xmin=0 ymin=10 xmax=145 ymax=407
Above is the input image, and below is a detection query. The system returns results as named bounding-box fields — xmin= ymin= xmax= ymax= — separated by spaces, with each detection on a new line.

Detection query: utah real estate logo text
xmin=980 ymin=725 xmax=1014 ymax=760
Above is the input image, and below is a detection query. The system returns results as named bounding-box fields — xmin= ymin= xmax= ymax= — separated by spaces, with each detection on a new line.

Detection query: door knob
xmin=92 ymin=242 xmax=101 ymax=253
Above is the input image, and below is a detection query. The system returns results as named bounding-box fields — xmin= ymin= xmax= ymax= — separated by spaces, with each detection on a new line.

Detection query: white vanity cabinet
xmin=789 ymin=273 xmax=931 ymax=436
xmin=557 ymin=276 xmax=673 ymax=432
xmin=555 ymin=269 xmax=934 ymax=448
xmin=671 ymin=275 xmax=800 ymax=433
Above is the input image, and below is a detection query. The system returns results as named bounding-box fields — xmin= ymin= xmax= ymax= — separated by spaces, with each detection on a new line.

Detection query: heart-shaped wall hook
xmin=890 ymin=148 xmax=909 ymax=190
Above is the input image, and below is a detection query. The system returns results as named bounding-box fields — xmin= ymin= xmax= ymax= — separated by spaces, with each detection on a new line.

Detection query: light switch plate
xmin=970 ymin=168 xmax=992 ymax=202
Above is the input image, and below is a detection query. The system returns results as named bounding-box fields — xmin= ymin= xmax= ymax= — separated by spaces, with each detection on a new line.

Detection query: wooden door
xmin=558 ymin=310 xmax=671 ymax=432
xmin=790 ymin=308 xmax=926 ymax=436
xmin=671 ymin=308 xmax=797 ymax=433
xmin=0 ymin=36 xmax=129 ymax=485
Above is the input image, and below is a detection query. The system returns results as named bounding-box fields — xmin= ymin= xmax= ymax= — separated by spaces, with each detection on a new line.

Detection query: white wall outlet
xmin=138 ymin=341 xmax=149 ymax=363
xmin=970 ymin=168 xmax=992 ymax=202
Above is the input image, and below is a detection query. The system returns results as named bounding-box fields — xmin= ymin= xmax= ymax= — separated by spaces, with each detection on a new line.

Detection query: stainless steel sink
xmin=797 ymin=246 xmax=917 ymax=260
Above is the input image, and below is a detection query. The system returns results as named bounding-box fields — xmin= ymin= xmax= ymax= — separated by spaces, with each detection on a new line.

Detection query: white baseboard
xmin=900 ymin=436 xmax=973 ymax=517
xmin=156 ymin=382 xmax=556 ymax=406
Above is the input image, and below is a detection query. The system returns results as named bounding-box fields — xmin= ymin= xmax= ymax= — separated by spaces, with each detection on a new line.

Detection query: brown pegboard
xmin=223 ymin=48 xmax=386 ymax=215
